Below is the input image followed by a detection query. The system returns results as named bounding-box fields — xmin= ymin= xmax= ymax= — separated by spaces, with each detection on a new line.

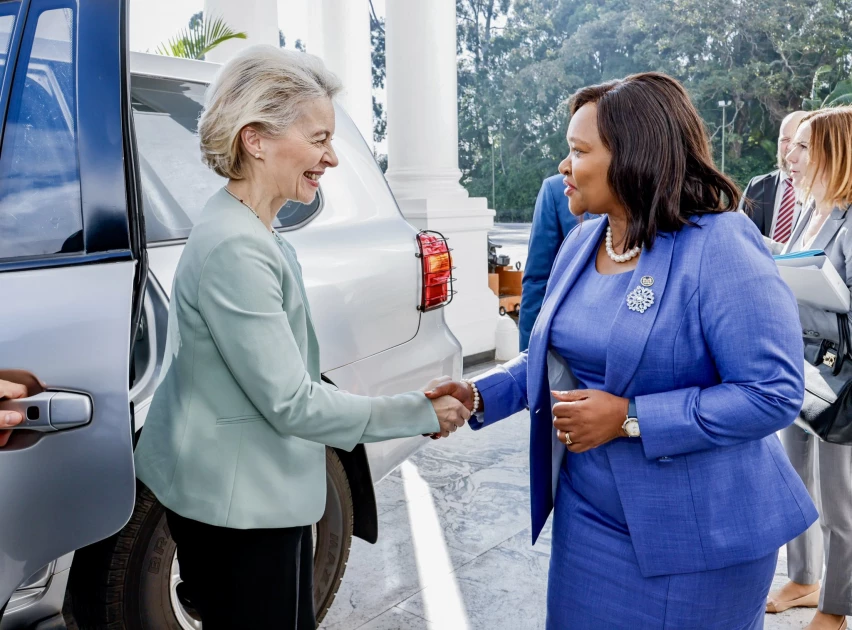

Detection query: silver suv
xmin=0 ymin=3 xmax=461 ymax=628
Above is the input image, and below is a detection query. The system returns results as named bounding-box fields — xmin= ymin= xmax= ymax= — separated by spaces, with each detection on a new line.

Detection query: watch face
xmin=625 ymin=419 xmax=640 ymax=437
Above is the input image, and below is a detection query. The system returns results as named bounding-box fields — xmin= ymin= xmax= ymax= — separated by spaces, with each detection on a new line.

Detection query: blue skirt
xmin=546 ymin=468 xmax=777 ymax=629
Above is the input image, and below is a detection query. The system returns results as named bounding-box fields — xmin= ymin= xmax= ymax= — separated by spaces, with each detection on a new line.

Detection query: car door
xmin=0 ymin=0 xmax=145 ymax=610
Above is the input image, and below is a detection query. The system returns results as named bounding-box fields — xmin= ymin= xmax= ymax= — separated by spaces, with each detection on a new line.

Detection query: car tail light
xmin=416 ymin=231 xmax=455 ymax=311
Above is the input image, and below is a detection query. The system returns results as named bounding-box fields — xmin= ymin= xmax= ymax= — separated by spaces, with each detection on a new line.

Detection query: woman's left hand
xmin=552 ymin=389 xmax=628 ymax=453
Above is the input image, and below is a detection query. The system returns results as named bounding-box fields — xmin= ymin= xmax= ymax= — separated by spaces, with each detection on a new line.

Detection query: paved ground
xmin=320 ymin=362 xmax=835 ymax=630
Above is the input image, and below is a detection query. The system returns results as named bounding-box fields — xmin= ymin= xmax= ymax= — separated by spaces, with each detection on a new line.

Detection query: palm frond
xmin=198 ymin=17 xmax=247 ymax=58
xmin=156 ymin=16 xmax=247 ymax=60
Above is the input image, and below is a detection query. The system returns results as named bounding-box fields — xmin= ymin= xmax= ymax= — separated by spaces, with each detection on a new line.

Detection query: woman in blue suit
xmin=427 ymin=73 xmax=817 ymax=629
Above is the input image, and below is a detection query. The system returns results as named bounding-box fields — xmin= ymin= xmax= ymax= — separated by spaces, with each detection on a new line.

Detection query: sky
xmin=129 ymin=0 xmax=386 ymax=53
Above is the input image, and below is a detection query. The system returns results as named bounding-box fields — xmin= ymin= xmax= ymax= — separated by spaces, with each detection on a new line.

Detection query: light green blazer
xmin=134 ymin=189 xmax=440 ymax=529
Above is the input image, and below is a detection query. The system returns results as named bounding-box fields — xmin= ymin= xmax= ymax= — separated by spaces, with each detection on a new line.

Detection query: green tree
xmin=188 ymin=11 xmax=203 ymax=30
xmin=623 ymin=0 xmax=852 ymax=185
xmin=156 ymin=15 xmax=247 ymax=61
xmin=456 ymin=0 xmax=852 ymax=221
xmin=370 ymin=14 xmax=387 ymax=146
xmin=456 ymin=0 xmax=513 ymax=212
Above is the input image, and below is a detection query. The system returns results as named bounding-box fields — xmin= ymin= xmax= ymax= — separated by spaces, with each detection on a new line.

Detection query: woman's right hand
xmin=429 ymin=394 xmax=471 ymax=437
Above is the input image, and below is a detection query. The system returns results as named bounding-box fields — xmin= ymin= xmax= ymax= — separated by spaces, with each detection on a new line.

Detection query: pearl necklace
xmin=605 ymin=226 xmax=641 ymax=263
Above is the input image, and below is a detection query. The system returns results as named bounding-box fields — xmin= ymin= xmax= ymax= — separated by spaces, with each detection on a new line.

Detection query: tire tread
xmin=70 ymin=481 xmax=158 ymax=630
xmin=315 ymin=449 xmax=355 ymax=624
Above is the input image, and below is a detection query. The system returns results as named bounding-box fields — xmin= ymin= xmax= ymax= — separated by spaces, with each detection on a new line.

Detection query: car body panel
xmin=0 ymin=262 xmax=138 ymax=608
xmin=325 ymin=309 xmax=462 ymax=481
xmin=3 ymin=553 xmax=73 ymax=629
xmin=0 ymin=0 xmax=141 ymax=619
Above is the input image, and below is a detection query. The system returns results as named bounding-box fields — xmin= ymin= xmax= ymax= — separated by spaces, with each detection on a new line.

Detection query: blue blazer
xmin=473 ymin=212 xmax=817 ymax=577
xmin=519 ymin=175 xmax=579 ymax=350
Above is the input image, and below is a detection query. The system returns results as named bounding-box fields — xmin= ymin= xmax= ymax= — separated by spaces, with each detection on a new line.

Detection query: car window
xmin=0 ymin=5 xmax=81 ymax=261
xmin=130 ymin=75 xmax=322 ymax=243
xmin=0 ymin=2 xmax=21 ymax=86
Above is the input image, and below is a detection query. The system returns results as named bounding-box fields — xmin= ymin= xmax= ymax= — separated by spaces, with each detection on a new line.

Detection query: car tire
xmin=70 ymin=449 xmax=354 ymax=629
xmin=314 ymin=448 xmax=354 ymax=623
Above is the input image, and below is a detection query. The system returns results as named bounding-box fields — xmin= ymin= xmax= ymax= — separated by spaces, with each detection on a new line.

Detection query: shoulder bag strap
xmin=834 ymin=312 xmax=850 ymax=376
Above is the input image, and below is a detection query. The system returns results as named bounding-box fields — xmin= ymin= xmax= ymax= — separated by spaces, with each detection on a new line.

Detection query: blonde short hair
xmin=801 ymin=107 xmax=852 ymax=206
xmin=198 ymin=45 xmax=342 ymax=180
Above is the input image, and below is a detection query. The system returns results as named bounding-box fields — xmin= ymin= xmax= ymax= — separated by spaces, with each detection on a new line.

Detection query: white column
xmin=304 ymin=0 xmax=373 ymax=145
xmin=386 ymin=0 xmax=497 ymax=359
xmin=204 ymin=0 xmax=279 ymax=63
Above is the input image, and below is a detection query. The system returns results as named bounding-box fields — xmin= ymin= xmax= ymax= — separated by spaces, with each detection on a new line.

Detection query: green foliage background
xmin=374 ymin=0 xmax=852 ymax=222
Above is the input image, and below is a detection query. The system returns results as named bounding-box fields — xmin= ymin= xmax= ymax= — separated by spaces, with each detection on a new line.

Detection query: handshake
xmin=422 ymin=377 xmax=477 ymax=439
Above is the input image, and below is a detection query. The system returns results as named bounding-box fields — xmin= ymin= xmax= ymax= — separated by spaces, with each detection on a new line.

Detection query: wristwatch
xmin=622 ymin=398 xmax=640 ymax=438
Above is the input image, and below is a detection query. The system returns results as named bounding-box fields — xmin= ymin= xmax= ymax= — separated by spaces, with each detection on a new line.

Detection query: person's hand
xmin=762 ymin=235 xmax=785 ymax=255
xmin=424 ymin=379 xmax=475 ymax=412
xmin=429 ymin=394 xmax=471 ymax=438
xmin=552 ymin=389 xmax=628 ymax=453
xmin=422 ymin=376 xmax=452 ymax=392
xmin=0 ymin=379 xmax=27 ymax=447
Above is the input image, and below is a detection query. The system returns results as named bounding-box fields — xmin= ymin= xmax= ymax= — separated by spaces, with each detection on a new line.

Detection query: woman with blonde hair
xmin=133 ymin=45 xmax=470 ymax=628
xmin=767 ymin=106 xmax=852 ymax=630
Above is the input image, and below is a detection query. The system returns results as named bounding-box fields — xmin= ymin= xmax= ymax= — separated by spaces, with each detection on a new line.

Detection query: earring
xmin=255 ymin=153 xmax=261 ymax=159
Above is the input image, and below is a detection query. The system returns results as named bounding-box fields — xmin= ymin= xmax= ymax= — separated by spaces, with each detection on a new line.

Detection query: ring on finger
xmin=564 ymin=431 xmax=572 ymax=445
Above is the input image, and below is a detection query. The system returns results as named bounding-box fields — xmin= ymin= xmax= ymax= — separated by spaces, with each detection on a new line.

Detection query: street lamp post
xmin=490 ymin=133 xmax=496 ymax=212
xmin=718 ymin=100 xmax=732 ymax=174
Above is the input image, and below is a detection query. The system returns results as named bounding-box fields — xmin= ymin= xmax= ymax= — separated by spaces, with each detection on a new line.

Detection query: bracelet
xmin=463 ymin=379 xmax=481 ymax=414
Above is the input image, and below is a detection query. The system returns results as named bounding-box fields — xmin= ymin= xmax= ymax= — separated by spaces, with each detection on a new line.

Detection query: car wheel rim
xmin=169 ymin=551 xmax=203 ymax=630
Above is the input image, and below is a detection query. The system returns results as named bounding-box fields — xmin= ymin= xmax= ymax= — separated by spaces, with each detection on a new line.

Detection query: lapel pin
xmin=627 ymin=285 xmax=655 ymax=314
xmin=640 ymin=276 xmax=654 ymax=287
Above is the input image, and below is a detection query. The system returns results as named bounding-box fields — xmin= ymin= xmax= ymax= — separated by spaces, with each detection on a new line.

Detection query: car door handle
xmin=0 ymin=391 xmax=92 ymax=432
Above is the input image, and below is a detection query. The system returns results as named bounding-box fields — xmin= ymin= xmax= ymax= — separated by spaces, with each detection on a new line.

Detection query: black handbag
xmin=797 ymin=312 xmax=852 ymax=444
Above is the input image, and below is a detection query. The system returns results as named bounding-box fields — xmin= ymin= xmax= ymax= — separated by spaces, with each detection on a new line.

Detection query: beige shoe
xmin=765 ymin=587 xmax=820 ymax=613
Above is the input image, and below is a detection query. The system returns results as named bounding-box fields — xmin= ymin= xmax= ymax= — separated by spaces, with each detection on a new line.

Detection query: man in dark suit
xmin=739 ymin=110 xmax=808 ymax=243
xmin=519 ymin=174 xmax=578 ymax=351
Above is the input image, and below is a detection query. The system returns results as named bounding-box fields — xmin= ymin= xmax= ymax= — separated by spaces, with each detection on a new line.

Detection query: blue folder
xmin=774 ymin=249 xmax=825 ymax=260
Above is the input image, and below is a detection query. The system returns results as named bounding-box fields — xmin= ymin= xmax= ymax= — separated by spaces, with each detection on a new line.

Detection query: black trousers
xmin=165 ymin=509 xmax=316 ymax=629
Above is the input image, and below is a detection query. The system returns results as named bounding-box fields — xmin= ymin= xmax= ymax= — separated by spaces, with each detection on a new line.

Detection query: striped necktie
xmin=772 ymin=178 xmax=795 ymax=244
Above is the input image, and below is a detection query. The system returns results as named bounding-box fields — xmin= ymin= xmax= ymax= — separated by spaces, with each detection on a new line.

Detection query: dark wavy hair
xmin=567 ymin=72 xmax=740 ymax=250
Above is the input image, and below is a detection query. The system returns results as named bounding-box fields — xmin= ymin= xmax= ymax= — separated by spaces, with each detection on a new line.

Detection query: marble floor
xmin=319 ymin=363 xmax=838 ymax=630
